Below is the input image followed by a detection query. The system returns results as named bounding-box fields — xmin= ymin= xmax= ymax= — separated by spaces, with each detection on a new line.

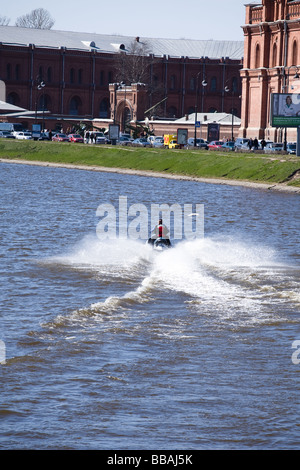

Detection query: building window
xmin=15 ymin=64 xmax=20 ymax=80
xmin=78 ymin=69 xmax=83 ymax=84
xmin=69 ymin=96 xmax=82 ymax=115
xmin=47 ymin=67 xmax=52 ymax=83
xmin=100 ymin=70 xmax=104 ymax=86
xmin=108 ymin=71 xmax=113 ymax=84
xmin=272 ymin=43 xmax=277 ymax=67
xmin=38 ymin=94 xmax=50 ymax=111
xmin=70 ymin=68 xmax=75 ymax=84
xmin=232 ymin=76 xmax=238 ymax=93
xmin=255 ymin=44 xmax=261 ymax=69
xmin=292 ymin=40 xmax=298 ymax=66
xmin=6 ymin=64 xmax=11 ymax=80
xmin=170 ymin=75 xmax=176 ymax=90
xmin=190 ymin=77 xmax=195 ymax=91
xmin=167 ymin=106 xmax=177 ymax=118
xmin=99 ymin=98 xmax=109 ymax=118
xmin=7 ymin=92 xmax=20 ymax=106
xmin=210 ymin=77 xmax=217 ymax=92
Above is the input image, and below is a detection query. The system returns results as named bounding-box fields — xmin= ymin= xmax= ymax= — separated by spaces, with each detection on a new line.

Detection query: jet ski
xmin=147 ymin=237 xmax=172 ymax=251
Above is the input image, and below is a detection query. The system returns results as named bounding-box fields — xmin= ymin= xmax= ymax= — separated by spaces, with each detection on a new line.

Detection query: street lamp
xmin=284 ymin=65 xmax=300 ymax=150
xmin=35 ymin=78 xmax=46 ymax=127
xmin=38 ymin=80 xmax=46 ymax=131
xmin=194 ymin=73 xmax=207 ymax=146
xmin=224 ymin=85 xmax=234 ymax=141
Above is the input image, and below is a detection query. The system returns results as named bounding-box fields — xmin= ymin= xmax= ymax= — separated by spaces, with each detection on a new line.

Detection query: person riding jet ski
xmin=148 ymin=218 xmax=171 ymax=248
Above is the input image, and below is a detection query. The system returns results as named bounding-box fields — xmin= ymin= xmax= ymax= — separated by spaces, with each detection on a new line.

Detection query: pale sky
xmin=1 ymin=0 xmax=249 ymax=41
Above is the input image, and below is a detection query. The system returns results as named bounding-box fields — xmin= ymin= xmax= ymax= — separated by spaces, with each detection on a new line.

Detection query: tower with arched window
xmin=240 ymin=0 xmax=300 ymax=141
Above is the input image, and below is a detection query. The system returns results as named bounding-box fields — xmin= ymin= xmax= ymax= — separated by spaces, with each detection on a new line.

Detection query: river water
xmin=0 ymin=161 xmax=299 ymax=450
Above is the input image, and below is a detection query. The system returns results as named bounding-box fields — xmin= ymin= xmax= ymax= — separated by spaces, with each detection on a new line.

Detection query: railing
xmin=287 ymin=1 xmax=300 ymax=19
xmin=249 ymin=6 xmax=263 ymax=24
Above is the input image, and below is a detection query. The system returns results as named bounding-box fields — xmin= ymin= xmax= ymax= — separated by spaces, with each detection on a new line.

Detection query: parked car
xmin=132 ymin=138 xmax=151 ymax=147
xmin=234 ymin=138 xmax=249 ymax=150
xmin=38 ymin=132 xmax=51 ymax=141
xmin=15 ymin=131 xmax=32 ymax=140
xmin=186 ymin=138 xmax=208 ymax=149
xmin=152 ymin=138 xmax=164 ymax=148
xmin=119 ymin=136 xmax=132 ymax=145
xmin=94 ymin=132 xmax=106 ymax=144
xmin=148 ymin=135 xmax=163 ymax=145
xmin=287 ymin=142 xmax=297 ymax=154
xmin=0 ymin=131 xmax=15 ymax=138
xmin=264 ymin=143 xmax=285 ymax=153
xmin=208 ymin=140 xmax=224 ymax=150
xmin=52 ymin=133 xmax=69 ymax=142
xmin=221 ymin=141 xmax=235 ymax=151
xmin=68 ymin=134 xmax=84 ymax=143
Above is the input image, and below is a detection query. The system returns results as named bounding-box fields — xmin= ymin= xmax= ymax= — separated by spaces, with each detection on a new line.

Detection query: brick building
xmin=240 ymin=0 xmax=300 ymax=142
xmin=0 ymin=25 xmax=243 ymax=133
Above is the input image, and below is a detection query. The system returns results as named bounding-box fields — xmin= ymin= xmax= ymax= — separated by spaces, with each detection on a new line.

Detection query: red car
xmin=208 ymin=141 xmax=224 ymax=150
xmin=52 ymin=133 xmax=69 ymax=142
xmin=68 ymin=134 xmax=84 ymax=143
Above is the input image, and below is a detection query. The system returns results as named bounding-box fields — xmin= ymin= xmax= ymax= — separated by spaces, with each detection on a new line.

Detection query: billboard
xmin=177 ymin=128 xmax=188 ymax=146
xmin=271 ymin=93 xmax=300 ymax=127
xmin=207 ymin=123 xmax=220 ymax=141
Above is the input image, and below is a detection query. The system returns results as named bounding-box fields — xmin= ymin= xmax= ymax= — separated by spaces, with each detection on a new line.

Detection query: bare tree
xmin=114 ymin=39 xmax=152 ymax=85
xmin=0 ymin=16 xmax=10 ymax=26
xmin=15 ymin=8 xmax=55 ymax=29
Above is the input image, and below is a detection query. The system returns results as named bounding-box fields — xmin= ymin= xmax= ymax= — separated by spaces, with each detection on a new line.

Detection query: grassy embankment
xmin=0 ymin=139 xmax=300 ymax=187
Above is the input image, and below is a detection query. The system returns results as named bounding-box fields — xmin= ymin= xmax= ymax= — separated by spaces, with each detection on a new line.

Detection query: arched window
xmin=99 ymin=99 xmax=110 ymax=118
xmin=7 ymin=92 xmax=20 ymax=106
xmin=15 ymin=64 xmax=21 ymax=80
xmin=292 ymin=40 xmax=298 ymax=66
xmin=69 ymin=96 xmax=82 ymax=115
xmin=170 ymin=75 xmax=176 ymax=90
xmin=167 ymin=106 xmax=177 ymax=118
xmin=210 ymin=77 xmax=217 ymax=92
xmin=255 ymin=44 xmax=261 ymax=69
xmin=38 ymin=94 xmax=51 ymax=111
xmin=6 ymin=64 xmax=11 ymax=80
xmin=272 ymin=43 xmax=277 ymax=67
xmin=100 ymin=70 xmax=104 ymax=86
xmin=47 ymin=67 xmax=52 ymax=83
xmin=78 ymin=69 xmax=83 ymax=84
xmin=70 ymin=68 xmax=75 ymax=84
xmin=232 ymin=77 xmax=238 ymax=93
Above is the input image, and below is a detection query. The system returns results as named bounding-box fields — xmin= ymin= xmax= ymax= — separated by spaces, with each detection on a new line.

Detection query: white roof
xmin=0 ymin=25 xmax=244 ymax=60
xmin=0 ymin=100 xmax=26 ymax=112
xmin=176 ymin=112 xmax=241 ymax=125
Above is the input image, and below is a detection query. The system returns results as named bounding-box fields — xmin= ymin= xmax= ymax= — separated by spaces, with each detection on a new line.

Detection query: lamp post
xmin=224 ymin=85 xmax=234 ymax=141
xmin=35 ymin=78 xmax=45 ymax=126
xmin=194 ymin=73 xmax=207 ymax=146
xmin=284 ymin=65 xmax=300 ymax=150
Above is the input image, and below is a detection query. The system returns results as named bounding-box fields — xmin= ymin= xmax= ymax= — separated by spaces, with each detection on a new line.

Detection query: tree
xmin=114 ymin=39 xmax=152 ymax=85
xmin=0 ymin=16 xmax=10 ymax=26
xmin=15 ymin=8 xmax=55 ymax=29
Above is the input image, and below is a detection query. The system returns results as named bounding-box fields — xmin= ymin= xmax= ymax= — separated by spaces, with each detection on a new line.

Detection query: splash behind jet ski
xmin=147 ymin=237 xmax=172 ymax=251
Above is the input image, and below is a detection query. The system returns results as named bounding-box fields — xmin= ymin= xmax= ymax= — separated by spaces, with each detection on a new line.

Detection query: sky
xmin=1 ymin=0 xmax=249 ymax=41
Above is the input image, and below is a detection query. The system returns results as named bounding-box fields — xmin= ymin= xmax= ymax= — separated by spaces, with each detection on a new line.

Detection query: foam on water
xmin=44 ymin=234 xmax=299 ymax=326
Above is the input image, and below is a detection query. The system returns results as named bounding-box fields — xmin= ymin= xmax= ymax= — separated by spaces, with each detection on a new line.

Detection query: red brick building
xmin=240 ymin=0 xmax=300 ymax=141
xmin=0 ymin=25 xmax=243 ymax=133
